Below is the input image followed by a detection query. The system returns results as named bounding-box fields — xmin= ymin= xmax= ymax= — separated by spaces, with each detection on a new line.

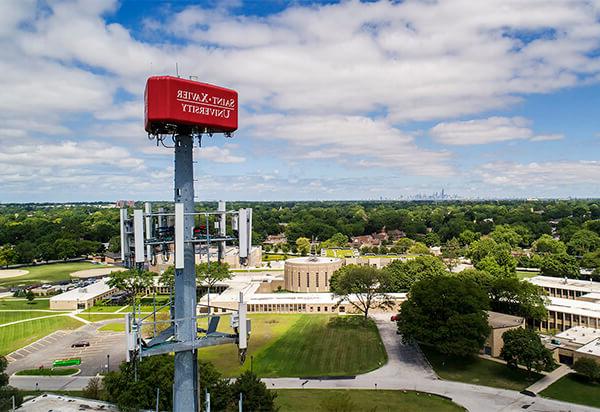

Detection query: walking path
xmin=525 ymin=364 xmax=572 ymax=394
xmin=0 ymin=313 xmax=71 ymax=328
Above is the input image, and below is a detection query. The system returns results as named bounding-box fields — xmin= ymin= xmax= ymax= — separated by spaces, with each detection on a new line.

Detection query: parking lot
xmin=6 ymin=321 xmax=126 ymax=376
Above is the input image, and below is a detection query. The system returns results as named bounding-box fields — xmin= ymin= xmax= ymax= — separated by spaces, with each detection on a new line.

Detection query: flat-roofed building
xmin=542 ymin=297 xmax=600 ymax=332
xmin=545 ymin=326 xmax=600 ymax=365
xmin=527 ymin=276 xmax=600 ymax=300
xmin=50 ymin=278 xmax=117 ymax=310
xmin=483 ymin=311 xmax=525 ymax=357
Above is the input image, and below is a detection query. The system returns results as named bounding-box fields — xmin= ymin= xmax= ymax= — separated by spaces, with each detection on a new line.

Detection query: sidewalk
xmin=525 ymin=364 xmax=572 ymax=394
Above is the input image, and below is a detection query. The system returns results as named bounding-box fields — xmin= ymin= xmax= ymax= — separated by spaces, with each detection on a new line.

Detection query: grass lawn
xmin=198 ymin=314 xmax=386 ymax=378
xmin=0 ymin=299 xmax=50 ymax=310
xmin=0 ymin=262 xmax=102 ymax=287
xmin=16 ymin=367 xmax=79 ymax=376
xmin=516 ymin=270 xmax=538 ymax=280
xmin=274 ymin=389 xmax=466 ymax=412
xmin=262 ymin=254 xmax=289 ymax=261
xmin=422 ymin=346 xmax=542 ymax=391
xmin=324 ymin=249 xmax=355 ymax=258
xmin=0 ymin=316 xmax=84 ymax=355
xmin=0 ymin=312 xmax=63 ymax=325
xmin=82 ymin=305 xmax=125 ymax=313
xmin=99 ymin=322 xmax=125 ymax=332
xmin=540 ymin=373 xmax=600 ymax=408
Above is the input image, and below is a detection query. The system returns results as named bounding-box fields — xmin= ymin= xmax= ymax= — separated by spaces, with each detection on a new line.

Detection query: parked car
xmin=71 ymin=341 xmax=90 ymax=348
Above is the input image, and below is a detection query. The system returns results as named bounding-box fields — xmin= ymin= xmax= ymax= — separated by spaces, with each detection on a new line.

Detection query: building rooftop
xmin=285 ymin=256 xmax=342 ymax=264
xmin=18 ymin=393 xmax=118 ymax=412
xmin=486 ymin=311 xmax=524 ymax=329
xmin=556 ymin=326 xmax=600 ymax=345
xmin=576 ymin=338 xmax=600 ymax=357
xmin=547 ymin=296 xmax=600 ymax=318
xmin=528 ymin=276 xmax=600 ymax=293
xmin=50 ymin=278 xmax=114 ymax=302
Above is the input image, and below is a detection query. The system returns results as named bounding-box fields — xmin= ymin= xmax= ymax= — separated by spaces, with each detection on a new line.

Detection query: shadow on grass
xmin=327 ymin=315 xmax=373 ymax=329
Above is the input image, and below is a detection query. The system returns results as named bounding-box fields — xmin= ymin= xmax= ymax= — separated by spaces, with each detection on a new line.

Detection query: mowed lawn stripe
xmin=253 ymin=315 xmax=386 ymax=377
xmin=0 ymin=311 xmax=60 ymax=325
xmin=0 ymin=316 xmax=84 ymax=356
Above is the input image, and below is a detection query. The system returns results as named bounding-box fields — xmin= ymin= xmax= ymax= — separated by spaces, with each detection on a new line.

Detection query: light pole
xmin=107 ymin=354 xmax=110 ymax=374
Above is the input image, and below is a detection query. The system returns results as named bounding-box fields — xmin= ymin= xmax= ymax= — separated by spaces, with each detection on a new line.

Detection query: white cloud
xmin=196 ymin=145 xmax=245 ymax=164
xmin=430 ymin=117 xmax=563 ymax=145
xmin=476 ymin=161 xmax=600 ymax=187
xmin=246 ymin=114 xmax=453 ymax=176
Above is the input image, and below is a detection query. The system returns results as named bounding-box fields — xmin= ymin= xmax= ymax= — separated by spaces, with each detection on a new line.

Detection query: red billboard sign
xmin=145 ymin=76 xmax=238 ymax=134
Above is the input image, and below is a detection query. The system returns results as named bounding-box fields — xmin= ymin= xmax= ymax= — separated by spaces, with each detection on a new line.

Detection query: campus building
xmin=49 ymin=278 xmax=117 ymax=310
xmin=284 ymin=256 xmax=343 ymax=293
xmin=526 ymin=276 xmax=600 ymax=332
xmin=544 ymin=326 xmax=600 ymax=365
xmin=483 ymin=311 xmax=526 ymax=357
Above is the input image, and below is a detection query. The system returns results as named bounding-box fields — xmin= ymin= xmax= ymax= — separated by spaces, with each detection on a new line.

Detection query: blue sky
xmin=0 ymin=0 xmax=599 ymax=202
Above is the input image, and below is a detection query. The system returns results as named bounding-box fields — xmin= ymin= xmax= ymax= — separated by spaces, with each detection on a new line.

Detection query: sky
xmin=1 ymin=0 xmax=600 ymax=202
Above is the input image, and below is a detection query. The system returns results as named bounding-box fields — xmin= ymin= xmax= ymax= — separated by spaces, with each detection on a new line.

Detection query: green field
xmin=0 ymin=299 xmax=50 ymax=310
xmin=324 ymin=249 xmax=355 ymax=258
xmin=274 ymin=389 xmax=465 ymax=412
xmin=99 ymin=322 xmax=125 ymax=332
xmin=422 ymin=347 xmax=542 ymax=391
xmin=540 ymin=373 xmax=600 ymax=408
xmin=82 ymin=305 xmax=125 ymax=313
xmin=198 ymin=314 xmax=386 ymax=378
xmin=0 ymin=262 xmax=102 ymax=287
xmin=0 ymin=316 xmax=84 ymax=355
xmin=262 ymin=254 xmax=289 ymax=261
xmin=16 ymin=367 xmax=79 ymax=376
xmin=0 ymin=312 xmax=63 ymax=325
xmin=516 ymin=270 xmax=538 ymax=280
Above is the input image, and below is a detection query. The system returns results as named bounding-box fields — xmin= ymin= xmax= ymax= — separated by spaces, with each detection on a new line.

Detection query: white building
xmin=49 ymin=278 xmax=117 ymax=310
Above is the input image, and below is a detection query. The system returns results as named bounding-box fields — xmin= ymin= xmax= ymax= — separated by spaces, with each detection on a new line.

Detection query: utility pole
xmin=173 ymin=134 xmax=198 ymax=411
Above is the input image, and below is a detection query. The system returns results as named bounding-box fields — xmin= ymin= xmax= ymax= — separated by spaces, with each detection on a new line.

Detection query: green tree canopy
xmin=532 ymin=234 xmax=567 ymax=255
xmin=490 ymin=225 xmax=523 ymax=247
xmin=296 ymin=237 xmax=311 ymax=256
xmin=384 ymin=255 xmax=447 ymax=291
xmin=330 ymin=265 xmax=393 ymax=318
xmin=500 ymin=328 xmax=555 ymax=376
xmin=229 ymin=371 xmax=277 ymax=412
xmin=458 ymin=229 xmax=481 ymax=246
xmin=107 ymin=268 xmax=154 ymax=306
xmin=321 ymin=233 xmax=349 ymax=248
xmin=196 ymin=262 xmax=232 ymax=289
xmin=572 ymin=357 xmax=600 ymax=383
xmin=408 ymin=242 xmax=430 ymax=255
xmin=567 ymin=229 xmax=600 ymax=256
xmin=539 ymin=253 xmax=579 ymax=278
xmin=488 ymin=277 xmax=547 ymax=321
xmin=396 ymin=276 xmax=490 ymax=356
xmin=0 ymin=355 xmax=22 ymax=410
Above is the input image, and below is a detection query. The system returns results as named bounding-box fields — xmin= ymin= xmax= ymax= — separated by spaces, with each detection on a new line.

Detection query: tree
xmin=467 ymin=237 xmax=498 ymax=265
xmin=104 ymin=355 xmax=174 ymax=411
xmin=199 ymin=361 xmax=231 ymax=411
xmin=582 ymin=250 xmax=600 ymax=271
xmin=321 ymin=233 xmax=349 ymax=248
xmin=459 ymin=230 xmax=480 ymax=246
xmin=408 ymin=242 xmax=430 ymax=255
xmin=330 ymin=265 xmax=393 ymax=319
xmin=423 ymin=232 xmax=440 ymax=247
xmin=394 ymin=238 xmax=414 ymax=253
xmin=500 ymin=328 xmax=555 ymax=376
xmin=572 ymin=358 xmax=600 ymax=383
xmin=488 ymin=277 xmax=547 ymax=321
xmin=397 ymin=276 xmax=490 ymax=356
xmin=539 ymin=253 xmax=579 ymax=278
xmin=25 ymin=290 xmax=34 ymax=304
xmin=473 ymin=244 xmax=516 ymax=277
xmin=229 ymin=371 xmax=277 ymax=412
xmin=108 ymin=236 xmax=121 ymax=253
xmin=567 ymin=229 xmax=600 ymax=256
xmin=296 ymin=237 xmax=311 ymax=256
xmin=197 ymin=262 xmax=232 ymax=308
xmin=490 ymin=225 xmax=522 ymax=247
xmin=532 ymin=234 xmax=566 ymax=255
xmin=0 ymin=356 xmax=22 ymax=410
xmin=384 ymin=255 xmax=447 ymax=291
xmin=82 ymin=376 xmax=102 ymax=400
xmin=0 ymin=245 xmax=17 ymax=268
xmin=107 ymin=268 xmax=154 ymax=307
xmin=158 ymin=266 xmax=175 ymax=290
